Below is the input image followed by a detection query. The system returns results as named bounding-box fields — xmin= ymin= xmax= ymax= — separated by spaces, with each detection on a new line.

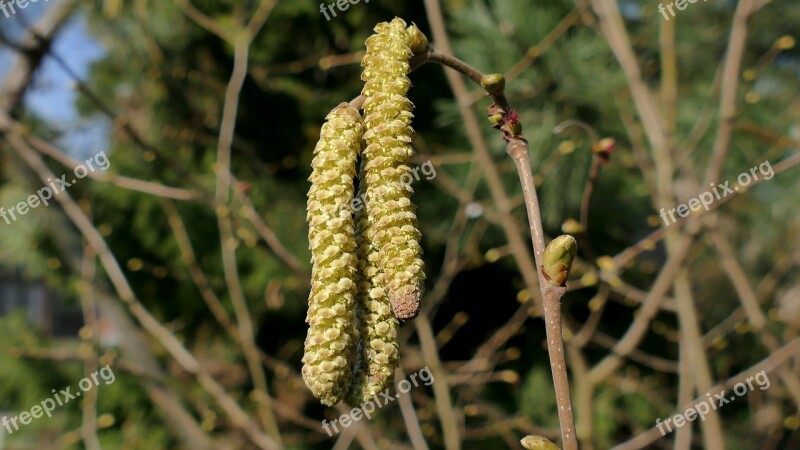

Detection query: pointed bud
xmin=487 ymin=103 xmax=506 ymax=129
xmin=406 ymin=23 xmax=429 ymax=55
xmin=591 ymin=137 xmax=615 ymax=162
xmin=488 ymin=112 xmax=504 ymax=127
xmin=542 ymin=235 xmax=577 ymax=286
xmin=502 ymin=109 xmax=522 ymax=137
xmin=520 ymin=435 xmax=561 ymax=450
xmin=481 ymin=73 xmax=506 ymax=96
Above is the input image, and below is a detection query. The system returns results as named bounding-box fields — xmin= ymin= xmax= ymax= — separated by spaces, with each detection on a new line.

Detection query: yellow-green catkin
xmin=302 ymin=103 xmax=362 ymax=406
xmin=347 ymin=166 xmax=401 ymax=405
xmin=360 ymin=18 xmax=426 ymax=321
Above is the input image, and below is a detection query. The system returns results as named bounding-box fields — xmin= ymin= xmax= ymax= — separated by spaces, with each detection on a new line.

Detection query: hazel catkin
xmin=346 ymin=165 xmax=401 ymax=405
xmin=360 ymin=18 xmax=426 ymax=321
xmin=302 ymin=103 xmax=362 ymax=406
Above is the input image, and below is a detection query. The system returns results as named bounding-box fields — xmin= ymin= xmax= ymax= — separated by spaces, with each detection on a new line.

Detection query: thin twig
xmin=703 ymin=0 xmax=762 ymax=186
xmin=674 ymin=339 xmax=695 ymax=450
xmin=162 ymin=199 xmax=235 ymax=330
xmin=509 ymin=140 xmax=578 ymax=450
xmin=553 ymin=119 xmax=602 ymax=261
xmin=415 ymin=314 xmax=461 ymax=450
xmin=423 ymin=26 xmax=580 ymax=450
xmin=11 ymin=122 xmax=200 ymax=200
xmin=173 ymin=0 xmax=234 ymax=41
xmin=230 ymin=175 xmax=307 ymax=274
xmin=213 ymin=13 xmax=282 ymax=442
xmin=79 ymin=240 xmax=102 ymax=450
xmin=396 ymin=368 xmax=431 ymax=450
xmin=420 ymin=1 xmax=554 ymax=447
xmin=672 ymin=270 xmax=725 ymax=449
xmin=504 ymin=1 xmax=589 ymax=83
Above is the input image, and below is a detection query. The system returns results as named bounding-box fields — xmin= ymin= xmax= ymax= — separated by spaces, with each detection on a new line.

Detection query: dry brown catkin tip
xmin=347 ymin=165 xmax=401 ymax=406
xmin=360 ymin=17 xmax=426 ymax=321
xmin=302 ymin=103 xmax=362 ymax=406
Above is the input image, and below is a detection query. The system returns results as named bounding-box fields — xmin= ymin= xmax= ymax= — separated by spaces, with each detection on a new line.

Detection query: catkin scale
xmin=360 ymin=18 xmax=426 ymax=321
xmin=302 ymin=103 xmax=362 ymax=406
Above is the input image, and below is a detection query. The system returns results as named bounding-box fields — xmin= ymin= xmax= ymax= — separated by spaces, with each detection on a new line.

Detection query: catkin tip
xmin=390 ymin=290 xmax=421 ymax=320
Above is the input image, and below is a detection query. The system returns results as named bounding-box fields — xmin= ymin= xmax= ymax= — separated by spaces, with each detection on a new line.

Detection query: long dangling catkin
xmin=347 ymin=164 xmax=400 ymax=406
xmin=360 ymin=18 xmax=426 ymax=321
xmin=302 ymin=103 xmax=362 ymax=406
